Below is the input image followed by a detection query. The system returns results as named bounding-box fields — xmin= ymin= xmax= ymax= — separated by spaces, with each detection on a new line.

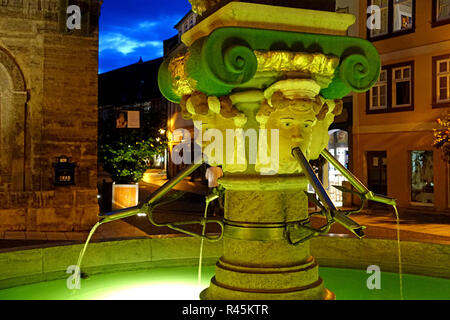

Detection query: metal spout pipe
xmin=333 ymin=211 xmax=365 ymax=238
xmin=292 ymin=147 xmax=365 ymax=238
xmin=145 ymin=162 xmax=203 ymax=206
xmin=291 ymin=147 xmax=336 ymax=212
xmin=99 ymin=163 xmax=203 ymax=223
xmin=321 ymin=149 xmax=396 ymax=206
xmin=99 ymin=205 xmax=142 ymax=224
xmin=321 ymin=148 xmax=368 ymax=194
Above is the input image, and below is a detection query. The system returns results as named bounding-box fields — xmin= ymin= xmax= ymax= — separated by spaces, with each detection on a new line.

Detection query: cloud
xmin=99 ymin=0 xmax=190 ymax=27
xmin=100 ymin=32 xmax=162 ymax=55
xmin=98 ymin=0 xmax=190 ymax=72
xmin=138 ymin=21 xmax=159 ymax=29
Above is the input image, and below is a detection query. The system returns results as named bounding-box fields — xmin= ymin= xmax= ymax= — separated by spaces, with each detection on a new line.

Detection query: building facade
xmin=98 ymin=57 xmax=167 ymax=138
xmin=163 ymin=11 xmax=200 ymax=179
xmin=353 ymin=0 xmax=450 ymax=213
xmin=0 ymin=0 xmax=101 ymax=231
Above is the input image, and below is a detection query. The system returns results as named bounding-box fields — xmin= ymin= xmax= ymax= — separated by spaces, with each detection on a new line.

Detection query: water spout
xmin=75 ymin=221 xmax=102 ymax=283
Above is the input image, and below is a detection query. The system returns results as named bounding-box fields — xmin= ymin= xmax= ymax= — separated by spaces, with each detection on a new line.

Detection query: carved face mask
xmin=260 ymin=104 xmax=317 ymax=174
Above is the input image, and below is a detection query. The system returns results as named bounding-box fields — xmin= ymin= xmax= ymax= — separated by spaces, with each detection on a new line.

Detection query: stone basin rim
xmin=219 ymin=174 xmax=309 ymax=190
xmin=0 ymin=236 xmax=449 ymax=291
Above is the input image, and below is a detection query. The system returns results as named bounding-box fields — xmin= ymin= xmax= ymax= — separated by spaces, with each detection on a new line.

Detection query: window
xmin=369 ymin=0 xmax=389 ymax=38
xmin=336 ymin=7 xmax=350 ymax=14
xmin=437 ymin=60 xmax=450 ymax=102
xmin=367 ymin=61 xmax=414 ymax=114
xmin=393 ymin=0 xmax=413 ymax=32
xmin=433 ymin=54 xmax=450 ymax=107
xmin=433 ymin=0 xmax=450 ymax=27
xmin=411 ymin=151 xmax=434 ymax=205
xmin=392 ymin=65 xmax=412 ymax=107
xmin=370 ymin=70 xmax=388 ymax=110
xmin=368 ymin=0 xmax=415 ymax=41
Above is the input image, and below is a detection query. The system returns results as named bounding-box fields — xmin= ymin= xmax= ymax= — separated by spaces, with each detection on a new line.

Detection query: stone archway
xmin=0 ymin=47 xmax=27 ymax=192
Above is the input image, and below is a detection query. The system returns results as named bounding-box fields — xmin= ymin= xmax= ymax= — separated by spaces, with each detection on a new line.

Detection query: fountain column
xmin=204 ymin=175 xmax=331 ymax=300
xmin=158 ymin=1 xmax=380 ymax=300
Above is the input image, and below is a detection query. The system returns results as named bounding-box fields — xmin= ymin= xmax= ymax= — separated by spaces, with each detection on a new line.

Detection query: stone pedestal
xmin=201 ymin=176 xmax=334 ymax=300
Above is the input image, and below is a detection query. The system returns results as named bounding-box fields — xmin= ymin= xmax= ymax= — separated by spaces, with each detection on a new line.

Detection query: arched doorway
xmin=0 ymin=48 xmax=27 ymax=192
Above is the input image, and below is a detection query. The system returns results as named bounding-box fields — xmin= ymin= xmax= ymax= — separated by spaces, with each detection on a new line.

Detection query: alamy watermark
xmin=66 ymin=265 xmax=81 ymax=290
xmin=66 ymin=5 xmax=81 ymax=30
xmin=171 ymin=121 xmax=280 ymax=173
xmin=366 ymin=265 xmax=381 ymax=290
xmin=367 ymin=5 xmax=381 ymax=30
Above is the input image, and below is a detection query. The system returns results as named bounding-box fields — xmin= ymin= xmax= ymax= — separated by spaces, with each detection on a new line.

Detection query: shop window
xmin=411 ymin=151 xmax=434 ymax=205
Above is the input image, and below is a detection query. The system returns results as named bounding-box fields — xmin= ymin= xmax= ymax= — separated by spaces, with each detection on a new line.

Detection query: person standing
xmin=205 ymin=166 xmax=224 ymax=216
xmin=205 ymin=165 xmax=223 ymax=189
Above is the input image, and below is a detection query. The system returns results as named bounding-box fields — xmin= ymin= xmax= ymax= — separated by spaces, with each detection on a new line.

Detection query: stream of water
xmin=392 ymin=205 xmax=404 ymax=300
xmin=197 ymin=199 xmax=212 ymax=289
xmin=75 ymin=221 xmax=102 ymax=284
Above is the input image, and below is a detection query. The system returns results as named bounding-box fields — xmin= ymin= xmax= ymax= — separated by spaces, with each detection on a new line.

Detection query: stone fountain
xmin=157 ymin=0 xmax=383 ymax=300
xmin=2 ymin=0 xmax=450 ymax=303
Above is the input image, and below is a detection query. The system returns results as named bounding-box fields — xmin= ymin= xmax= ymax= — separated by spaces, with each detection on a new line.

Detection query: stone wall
xmin=0 ymin=0 xmax=100 ymax=231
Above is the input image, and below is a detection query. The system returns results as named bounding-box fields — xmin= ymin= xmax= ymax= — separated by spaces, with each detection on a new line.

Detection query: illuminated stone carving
xmin=188 ymin=0 xmax=220 ymax=15
xmin=255 ymin=79 xmax=342 ymax=174
xmin=158 ymin=1 xmax=380 ymax=301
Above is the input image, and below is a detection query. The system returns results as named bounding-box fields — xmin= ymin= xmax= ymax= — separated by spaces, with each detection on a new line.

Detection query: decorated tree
xmin=433 ymin=110 xmax=450 ymax=163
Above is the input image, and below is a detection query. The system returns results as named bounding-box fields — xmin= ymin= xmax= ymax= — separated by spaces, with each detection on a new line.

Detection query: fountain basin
xmin=1 ymin=265 xmax=449 ymax=300
xmin=0 ymin=236 xmax=449 ymax=299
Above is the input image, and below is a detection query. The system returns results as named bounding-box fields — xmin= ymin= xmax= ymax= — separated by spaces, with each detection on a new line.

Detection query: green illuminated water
xmin=0 ymin=266 xmax=448 ymax=300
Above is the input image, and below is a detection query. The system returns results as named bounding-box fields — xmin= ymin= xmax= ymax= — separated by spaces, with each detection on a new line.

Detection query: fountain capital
xmin=159 ymin=4 xmax=380 ymax=174
xmin=189 ymin=0 xmax=337 ymax=16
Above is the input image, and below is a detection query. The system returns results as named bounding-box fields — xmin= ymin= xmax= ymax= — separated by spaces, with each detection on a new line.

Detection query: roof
xmin=98 ymin=57 xmax=164 ymax=107
xmin=174 ymin=10 xmax=196 ymax=29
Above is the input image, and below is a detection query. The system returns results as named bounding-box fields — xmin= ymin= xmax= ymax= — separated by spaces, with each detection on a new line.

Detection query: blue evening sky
xmin=99 ymin=0 xmax=191 ymax=73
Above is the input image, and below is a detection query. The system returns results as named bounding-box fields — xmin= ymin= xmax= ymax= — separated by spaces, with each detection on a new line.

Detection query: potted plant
xmin=99 ymin=136 xmax=167 ymax=210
